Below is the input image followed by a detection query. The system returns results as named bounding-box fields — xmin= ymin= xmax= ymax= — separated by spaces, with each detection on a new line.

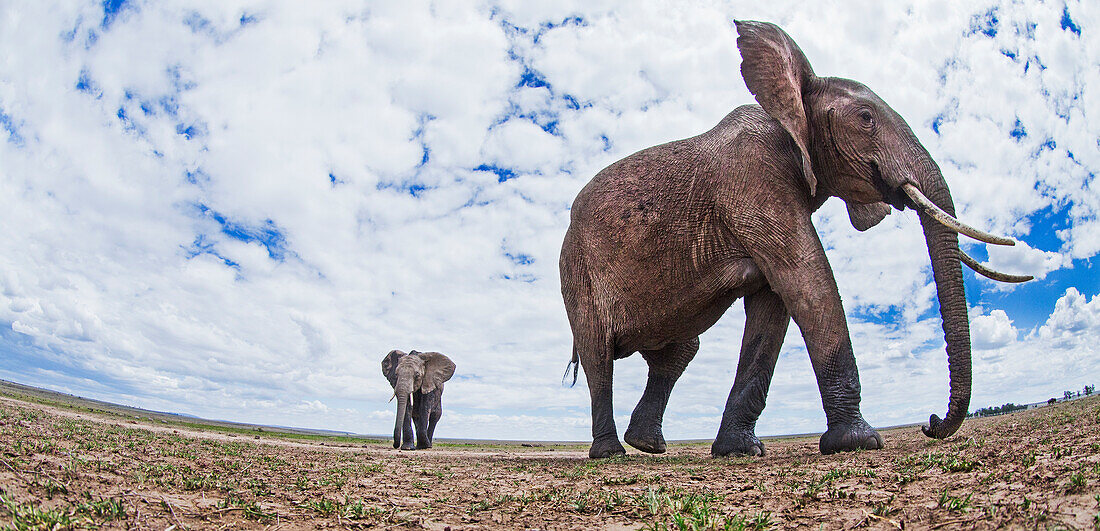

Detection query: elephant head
xmin=735 ymin=21 xmax=1031 ymax=439
xmin=381 ymin=349 xmax=456 ymax=449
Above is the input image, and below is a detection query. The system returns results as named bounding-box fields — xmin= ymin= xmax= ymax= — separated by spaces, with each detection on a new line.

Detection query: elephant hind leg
xmin=713 ymin=287 xmax=789 ymax=457
xmin=625 ymin=338 xmax=700 ymax=454
xmin=576 ymin=330 xmax=626 ymax=459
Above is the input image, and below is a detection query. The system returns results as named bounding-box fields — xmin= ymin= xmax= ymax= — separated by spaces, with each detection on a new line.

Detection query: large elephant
xmin=381 ymin=350 xmax=455 ymax=450
xmin=559 ymin=21 xmax=1031 ymax=459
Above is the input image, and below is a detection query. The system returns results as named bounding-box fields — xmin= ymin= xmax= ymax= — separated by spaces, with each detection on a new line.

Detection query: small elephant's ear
xmin=735 ymin=20 xmax=818 ymax=195
xmin=846 ymin=202 xmax=891 ymax=232
xmin=417 ymin=352 xmax=455 ymax=394
xmin=381 ymin=350 xmax=405 ymax=388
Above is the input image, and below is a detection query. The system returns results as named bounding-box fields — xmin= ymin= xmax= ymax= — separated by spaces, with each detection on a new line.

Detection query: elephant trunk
xmin=914 ymin=167 xmax=971 ymax=439
xmin=394 ymin=380 xmax=413 ymax=449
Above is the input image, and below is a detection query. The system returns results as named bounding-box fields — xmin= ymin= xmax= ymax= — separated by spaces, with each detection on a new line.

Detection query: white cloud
xmin=0 ymin=0 xmax=1096 ymax=443
xmin=1036 ymin=287 xmax=1099 ymax=340
xmin=984 ymin=240 xmax=1071 ymax=282
xmin=970 ymin=308 xmax=1018 ymax=351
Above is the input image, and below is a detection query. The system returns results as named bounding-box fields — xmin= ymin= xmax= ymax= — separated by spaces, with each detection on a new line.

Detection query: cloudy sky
xmin=0 ymin=1 xmax=1096 ymax=442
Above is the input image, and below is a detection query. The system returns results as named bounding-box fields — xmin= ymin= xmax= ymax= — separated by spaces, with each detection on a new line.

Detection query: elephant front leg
xmin=749 ymin=229 xmax=882 ymax=455
xmin=401 ymin=409 xmax=415 ymax=450
xmin=713 ymin=288 xmax=789 ymax=457
xmin=625 ymin=339 xmax=699 ymax=454
xmin=791 ymin=289 xmax=882 ymax=454
xmin=809 ymin=335 xmax=882 ymax=454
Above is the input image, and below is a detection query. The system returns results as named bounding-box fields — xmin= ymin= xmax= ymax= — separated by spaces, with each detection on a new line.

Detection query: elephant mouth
xmin=868 ymin=161 xmax=906 ymax=210
xmin=864 ymin=161 xmax=1031 ymax=283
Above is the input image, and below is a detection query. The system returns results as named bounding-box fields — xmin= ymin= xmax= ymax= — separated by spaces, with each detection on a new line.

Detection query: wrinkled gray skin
xmin=560 ymin=21 xmax=1022 ymax=459
xmin=381 ymin=350 xmax=455 ymax=450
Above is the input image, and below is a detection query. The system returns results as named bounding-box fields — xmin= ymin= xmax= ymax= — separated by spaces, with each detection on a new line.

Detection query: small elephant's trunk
xmin=394 ymin=392 xmax=409 ymax=449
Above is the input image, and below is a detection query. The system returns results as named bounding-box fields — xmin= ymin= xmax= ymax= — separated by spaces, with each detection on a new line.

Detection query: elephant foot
xmin=819 ymin=419 xmax=883 ymax=455
xmin=416 ymin=441 xmax=432 ymax=450
xmin=712 ymin=429 xmax=766 ymax=457
xmin=400 ymin=443 xmax=416 ymax=451
xmin=624 ymin=424 xmax=666 ymax=454
xmin=589 ymin=436 xmax=626 ymax=459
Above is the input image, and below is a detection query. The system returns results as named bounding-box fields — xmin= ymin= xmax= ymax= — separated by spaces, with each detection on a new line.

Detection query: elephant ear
xmin=381 ymin=350 xmax=406 ymax=388
xmin=417 ymin=352 xmax=455 ymax=394
xmin=846 ymin=202 xmax=891 ymax=232
xmin=735 ymin=20 xmax=818 ymax=196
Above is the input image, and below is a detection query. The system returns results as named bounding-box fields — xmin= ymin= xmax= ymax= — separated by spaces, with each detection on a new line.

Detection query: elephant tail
xmin=561 ymin=347 xmax=579 ymax=388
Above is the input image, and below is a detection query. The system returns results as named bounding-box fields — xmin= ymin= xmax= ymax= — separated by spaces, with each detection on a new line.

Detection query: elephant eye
xmin=859 ymin=110 xmax=874 ymax=127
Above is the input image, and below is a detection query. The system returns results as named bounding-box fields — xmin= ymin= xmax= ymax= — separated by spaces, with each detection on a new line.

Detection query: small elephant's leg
xmin=713 ymin=288 xmax=789 ymax=457
xmin=401 ymin=407 xmax=415 ymax=450
xmin=578 ymin=332 xmax=625 ymax=459
xmin=624 ymin=338 xmax=700 ymax=454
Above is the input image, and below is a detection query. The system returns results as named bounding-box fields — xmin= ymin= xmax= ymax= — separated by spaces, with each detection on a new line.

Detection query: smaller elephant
xmin=381 ymin=350 xmax=455 ymax=450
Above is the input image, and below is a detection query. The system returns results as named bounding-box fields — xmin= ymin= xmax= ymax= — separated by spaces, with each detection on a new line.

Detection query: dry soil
xmin=1 ymin=391 xmax=1099 ymax=529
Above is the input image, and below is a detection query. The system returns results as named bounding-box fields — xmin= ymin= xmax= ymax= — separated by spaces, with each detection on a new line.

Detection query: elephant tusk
xmin=901 ymin=183 xmax=1016 ymax=246
xmin=958 ymin=250 xmax=1034 ymax=283
xmin=388 ymin=391 xmax=397 ymax=403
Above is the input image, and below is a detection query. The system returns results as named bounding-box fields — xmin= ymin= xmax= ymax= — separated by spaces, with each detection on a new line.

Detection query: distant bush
xmin=968 ymin=403 xmax=1028 ymax=418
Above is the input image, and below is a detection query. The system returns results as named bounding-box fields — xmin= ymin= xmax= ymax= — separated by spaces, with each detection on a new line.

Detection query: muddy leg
xmin=579 ymin=333 xmax=626 ymax=459
xmin=713 ymin=288 xmax=789 ymax=457
xmin=624 ymin=338 xmax=700 ymax=454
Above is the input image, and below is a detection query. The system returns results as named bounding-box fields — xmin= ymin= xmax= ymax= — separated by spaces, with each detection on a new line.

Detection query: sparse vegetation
xmin=1 ymin=384 xmax=1098 ymax=529
xmin=937 ymin=490 xmax=973 ymax=513
xmin=969 ymin=402 xmax=1028 ymax=418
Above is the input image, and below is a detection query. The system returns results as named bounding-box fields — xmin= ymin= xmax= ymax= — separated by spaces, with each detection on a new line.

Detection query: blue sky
xmin=0 ymin=1 xmax=1097 ymax=441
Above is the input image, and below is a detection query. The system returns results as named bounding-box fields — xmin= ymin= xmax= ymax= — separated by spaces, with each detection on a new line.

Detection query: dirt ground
xmin=1 ymin=392 xmax=1098 ymax=530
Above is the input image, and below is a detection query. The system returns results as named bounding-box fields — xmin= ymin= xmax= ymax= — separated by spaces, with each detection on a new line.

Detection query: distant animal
xmin=381 ymin=350 xmax=455 ymax=450
xmin=559 ymin=20 xmax=1031 ymax=459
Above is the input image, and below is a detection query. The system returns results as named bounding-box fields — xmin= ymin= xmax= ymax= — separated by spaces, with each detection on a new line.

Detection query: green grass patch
xmin=937 ymin=491 xmax=972 ymax=513
xmin=0 ymin=488 xmax=127 ymax=529
xmin=638 ymin=487 xmax=773 ymax=530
